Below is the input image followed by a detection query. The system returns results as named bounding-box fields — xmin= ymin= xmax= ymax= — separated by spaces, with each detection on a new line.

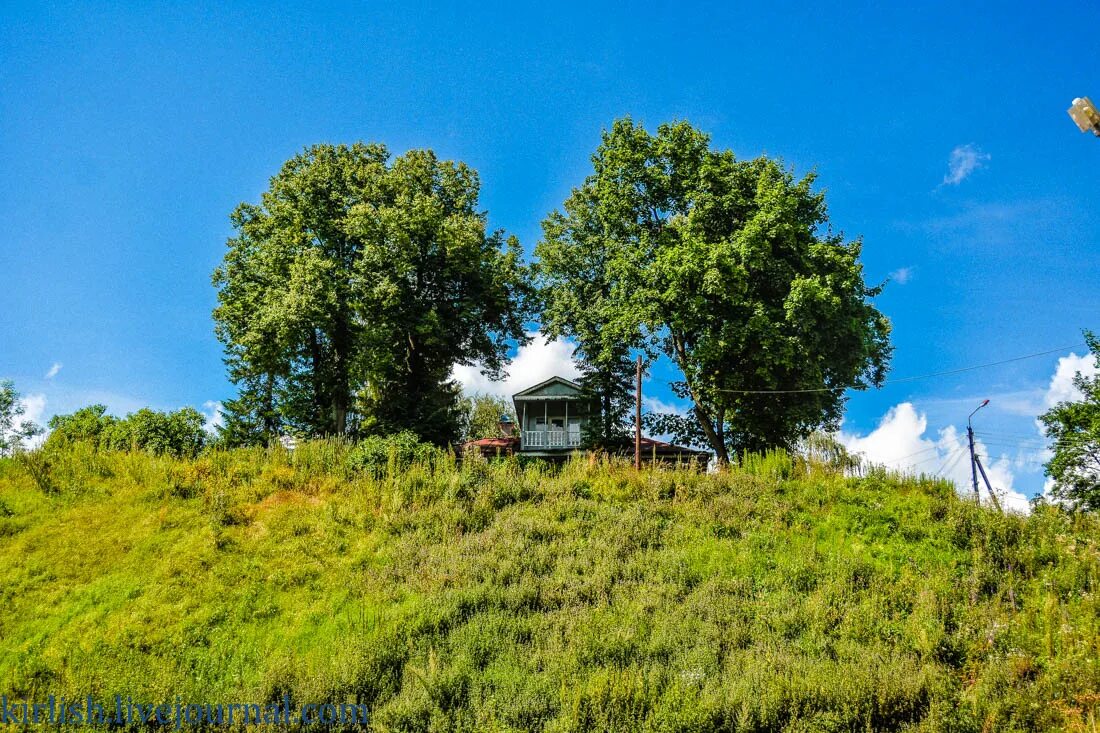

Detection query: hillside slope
xmin=1 ymin=444 xmax=1097 ymax=731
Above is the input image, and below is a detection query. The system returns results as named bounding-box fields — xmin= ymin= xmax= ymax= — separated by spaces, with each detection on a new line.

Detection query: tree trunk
xmin=693 ymin=403 xmax=730 ymax=466
xmin=601 ymin=379 xmax=612 ymax=446
xmin=331 ymin=334 xmax=349 ymax=436
xmin=308 ymin=330 xmax=327 ymax=432
xmin=262 ymin=371 xmax=279 ymax=439
xmin=670 ymin=330 xmax=730 ymax=465
xmin=331 ymin=295 xmax=352 ymax=436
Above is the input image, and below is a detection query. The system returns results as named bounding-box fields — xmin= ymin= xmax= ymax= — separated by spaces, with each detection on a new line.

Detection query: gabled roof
xmin=512 ymin=375 xmax=583 ymax=399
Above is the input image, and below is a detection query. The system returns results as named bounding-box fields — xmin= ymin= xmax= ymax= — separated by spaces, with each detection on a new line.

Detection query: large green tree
xmin=1040 ymin=331 xmax=1100 ymax=512
xmin=213 ymin=143 xmax=532 ymax=445
xmin=537 ymin=186 xmax=637 ymax=448
xmin=535 ymin=119 xmax=892 ymax=464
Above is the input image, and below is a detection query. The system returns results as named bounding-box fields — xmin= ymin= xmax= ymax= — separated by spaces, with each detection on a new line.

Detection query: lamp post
xmin=967 ymin=399 xmax=989 ymax=503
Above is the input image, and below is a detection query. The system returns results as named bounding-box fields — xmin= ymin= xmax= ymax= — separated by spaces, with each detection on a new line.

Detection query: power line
xmin=716 ymin=343 xmax=1086 ymax=395
xmin=879 ymin=444 xmax=941 ymax=463
xmin=934 ymin=447 xmax=969 ymax=478
xmin=974 ymin=434 xmax=1076 ymax=450
xmin=976 ymin=427 xmax=1063 ymax=436
xmin=909 ymin=451 xmax=952 ymax=469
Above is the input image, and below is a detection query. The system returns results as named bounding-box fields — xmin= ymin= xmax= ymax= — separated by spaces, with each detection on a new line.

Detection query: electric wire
xmin=934 ymin=447 xmax=969 ymax=477
xmin=716 ymin=343 xmax=1086 ymax=395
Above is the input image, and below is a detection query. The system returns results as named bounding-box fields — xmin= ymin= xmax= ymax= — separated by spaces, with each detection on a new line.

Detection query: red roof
xmin=460 ymin=434 xmax=705 ymax=456
xmin=463 ymin=436 xmax=520 ymax=448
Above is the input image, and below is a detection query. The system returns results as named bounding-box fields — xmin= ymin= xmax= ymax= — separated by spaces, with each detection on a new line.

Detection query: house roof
xmin=458 ymin=433 xmax=709 ymax=460
xmin=464 ymin=436 xmax=520 ymax=449
xmin=512 ymin=375 xmax=583 ymax=399
xmin=637 ymin=436 xmax=711 ymax=457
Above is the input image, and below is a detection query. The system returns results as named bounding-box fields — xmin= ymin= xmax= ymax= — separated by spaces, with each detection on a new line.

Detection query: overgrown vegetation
xmin=1 ymin=441 xmax=1097 ymax=731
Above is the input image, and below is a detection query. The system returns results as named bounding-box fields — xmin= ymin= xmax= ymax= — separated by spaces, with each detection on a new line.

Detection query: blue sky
xmin=2 ymin=1 xmax=1098 ymax=504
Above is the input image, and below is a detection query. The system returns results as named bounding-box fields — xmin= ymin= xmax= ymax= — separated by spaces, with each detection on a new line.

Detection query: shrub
xmin=345 ymin=431 xmax=440 ymax=478
xmin=102 ymin=407 xmax=207 ymax=458
xmin=44 ymin=405 xmax=117 ymax=450
xmin=45 ymin=405 xmax=207 ymax=458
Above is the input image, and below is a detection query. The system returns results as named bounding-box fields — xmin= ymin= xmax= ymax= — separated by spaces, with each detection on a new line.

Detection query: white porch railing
xmin=522 ymin=430 xmax=582 ymax=449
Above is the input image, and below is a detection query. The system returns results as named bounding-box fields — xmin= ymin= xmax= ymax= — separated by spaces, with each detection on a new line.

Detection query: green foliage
xmin=1040 ymin=330 xmax=1100 ymax=511
xmin=536 ymin=118 xmax=892 ymax=464
xmin=458 ymin=392 xmax=517 ymax=442
xmin=345 ymin=431 xmax=442 ymax=478
xmin=45 ymin=405 xmax=206 ymax=459
xmin=739 ymin=447 xmax=795 ymax=479
xmin=212 ymin=142 xmax=534 ymax=445
xmin=1 ymin=442 xmax=1097 ymax=731
xmin=0 ymin=380 xmax=42 ymax=456
xmin=45 ymin=404 xmax=116 ymax=448
xmin=576 ymin=353 xmax=635 ymax=449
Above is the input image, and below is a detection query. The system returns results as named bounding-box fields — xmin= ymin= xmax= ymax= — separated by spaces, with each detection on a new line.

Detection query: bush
xmin=45 ymin=405 xmax=117 ymax=449
xmin=45 ymin=405 xmax=207 ymax=459
xmin=345 ymin=431 xmax=440 ymax=478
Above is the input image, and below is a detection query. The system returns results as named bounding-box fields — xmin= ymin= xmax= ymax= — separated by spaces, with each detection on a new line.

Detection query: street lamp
xmin=1068 ymin=97 xmax=1100 ymax=137
xmin=967 ymin=399 xmax=989 ymax=502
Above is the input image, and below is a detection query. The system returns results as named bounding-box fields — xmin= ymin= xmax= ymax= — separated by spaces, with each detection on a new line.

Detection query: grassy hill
xmin=1 ymin=443 xmax=1097 ymax=732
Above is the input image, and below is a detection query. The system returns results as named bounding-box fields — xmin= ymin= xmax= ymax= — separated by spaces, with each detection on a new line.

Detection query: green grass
xmin=1 ymin=442 xmax=1098 ymax=731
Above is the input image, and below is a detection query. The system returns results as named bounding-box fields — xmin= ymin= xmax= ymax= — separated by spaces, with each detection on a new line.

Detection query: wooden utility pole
xmin=635 ymin=355 xmax=642 ymax=470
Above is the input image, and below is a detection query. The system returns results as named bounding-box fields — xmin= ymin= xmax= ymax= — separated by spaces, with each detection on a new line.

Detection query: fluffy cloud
xmin=201 ymin=400 xmax=225 ymax=433
xmin=1042 ymin=351 xmax=1097 ymax=408
xmin=643 ymin=396 xmax=690 ymax=416
xmin=838 ymin=402 xmax=1031 ymax=513
xmin=943 ymin=144 xmax=990 ymax=185
xmin=1035 ymin=349 xmax=1098 ymax=501
xmin=45 ymin=362 xmax=62 ymax=379
xmin=452 ymin=332 xmax=580 ymax=399
xmin=10 ymin=393 xmax=48 ymax=450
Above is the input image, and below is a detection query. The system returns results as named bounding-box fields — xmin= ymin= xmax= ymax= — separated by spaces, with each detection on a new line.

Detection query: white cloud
xmin=1035 ymin=349 xmax=1098 ymax=501
xmin=5 ymin=393 xmax=49 ymax=450
xmin=21 ymin=393 xmax=47 ymax=432
xmin=452 ymin=332 xmax=580 ymax=399
xmin=1042 ymin=351 xmax=1097 ymax=408
xmin=943 ymin=144 xmax=990 ymax=185
xmin=45 ymin=362 xmax=62 ymax=379
xmin=643 ymin=395 xmax=690 ymax=416
xmin=839 ymin=403 xmax=935 ymax=472
xmin=838 ymin=402 xmax=1031 ymax=513
xmin=201 ymin=400 xmax=225 ymax=433
xmin=889 ymin=267 xmax=913 ymax=285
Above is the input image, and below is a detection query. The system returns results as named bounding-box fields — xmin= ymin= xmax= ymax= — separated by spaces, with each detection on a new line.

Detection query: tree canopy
xmin=535 ymin=118 xmax=892 ymax=463
xmin=1040 ymin=331 xmax=1100 ymax=511
xmin=213 ymin=143 xmax=533 ymax=446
